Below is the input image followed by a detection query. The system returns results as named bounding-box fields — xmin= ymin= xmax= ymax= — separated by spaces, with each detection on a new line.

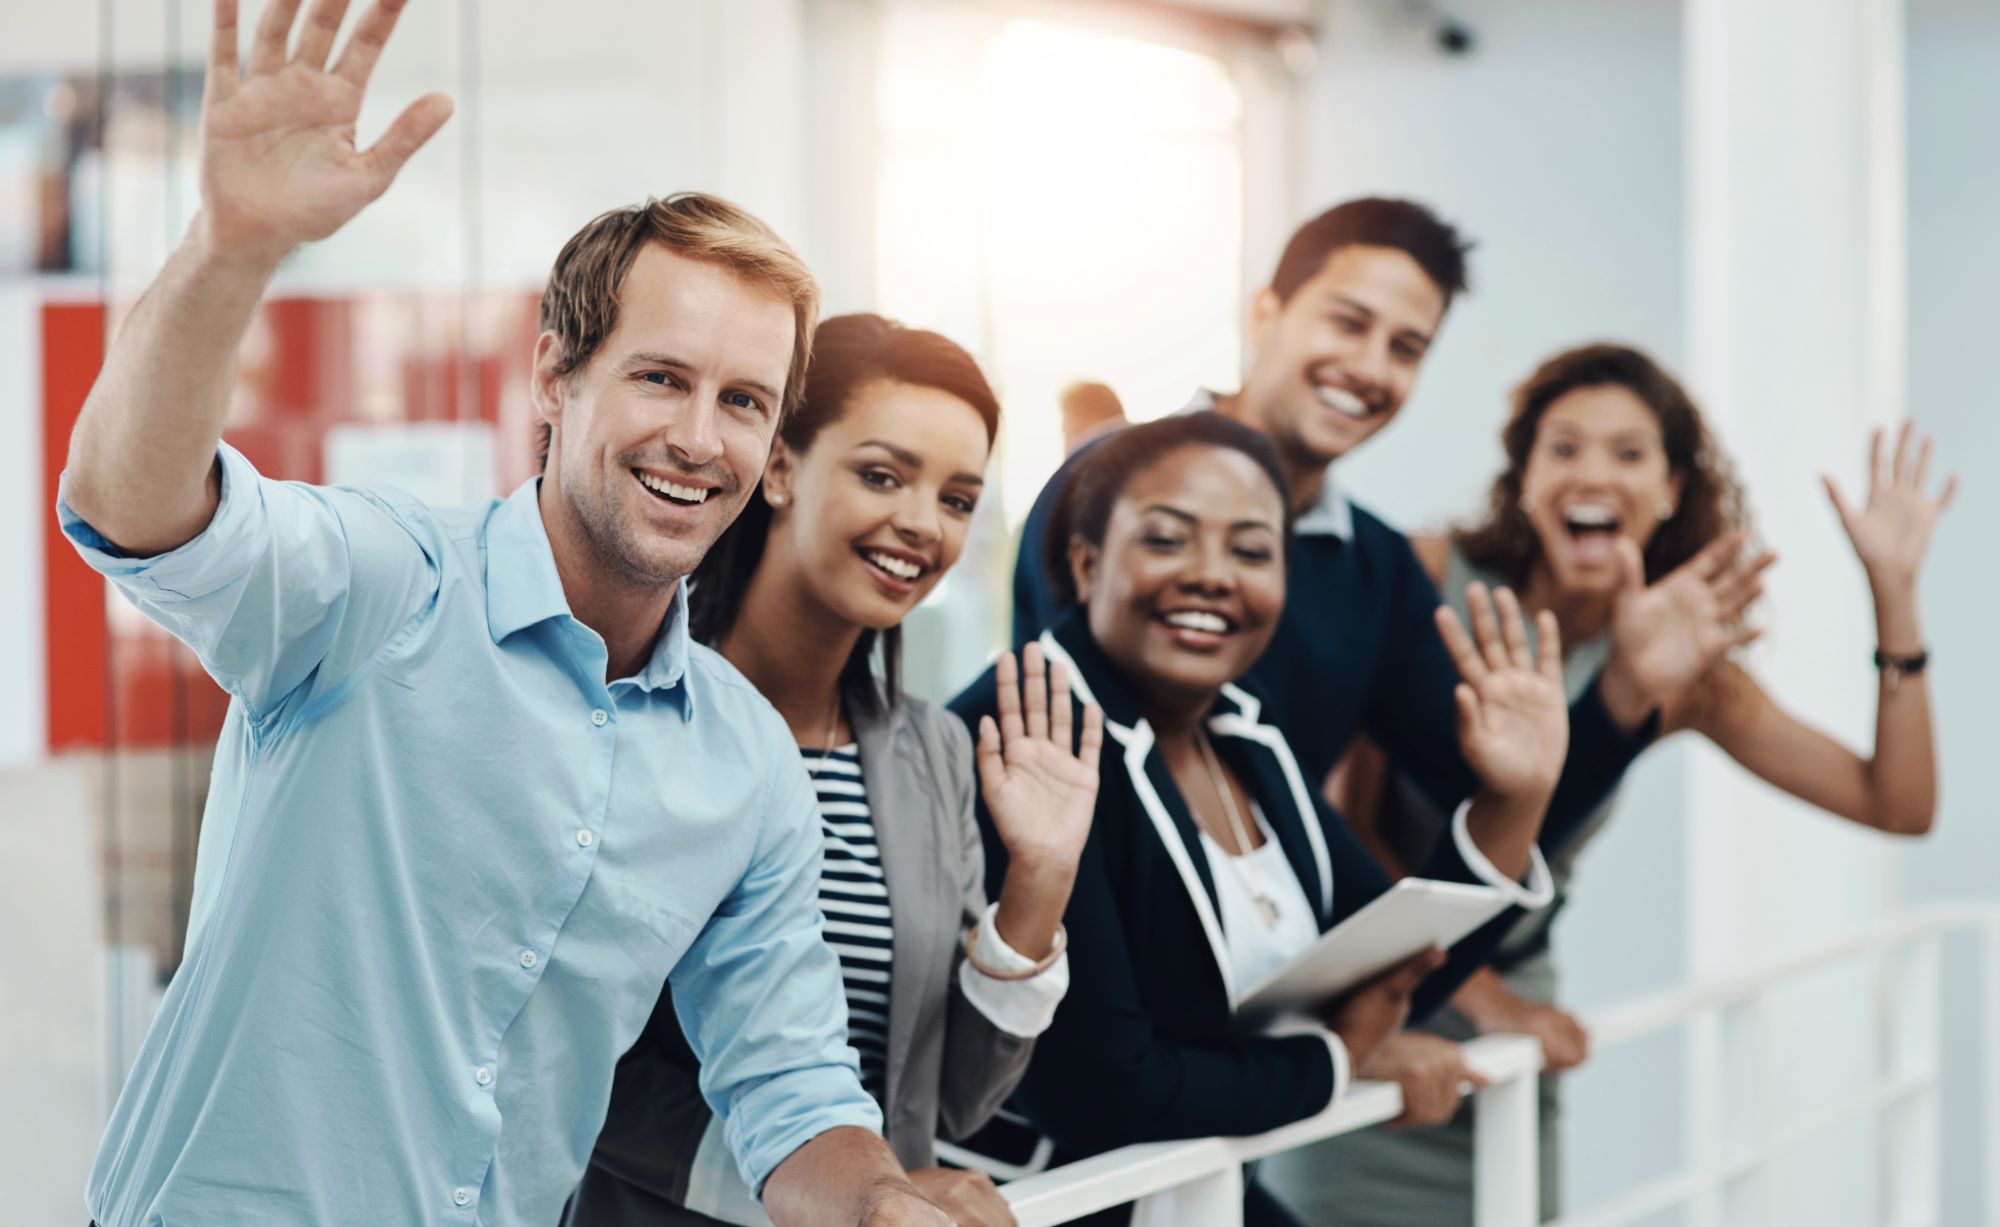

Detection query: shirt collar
xmin=1177 ymin=388 xmax=1352 ymax=542
xmin=484 ymin=479 xmax=695 ymax=706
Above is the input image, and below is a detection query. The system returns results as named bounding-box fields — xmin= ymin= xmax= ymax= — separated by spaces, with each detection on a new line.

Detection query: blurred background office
xmin=2 ymin=1 xmax=1994 ymax=1224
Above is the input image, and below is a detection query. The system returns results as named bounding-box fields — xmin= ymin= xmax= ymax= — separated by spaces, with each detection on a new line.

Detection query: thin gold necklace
xmin=809 ymin=696 xmax=845 ymax=778
xmin=1195 ymin=729 xmax=1281 ymax=928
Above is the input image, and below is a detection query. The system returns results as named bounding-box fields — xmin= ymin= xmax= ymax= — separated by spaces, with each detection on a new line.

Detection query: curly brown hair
xmin=1455 ymin=343 xmax=1752 ymax=586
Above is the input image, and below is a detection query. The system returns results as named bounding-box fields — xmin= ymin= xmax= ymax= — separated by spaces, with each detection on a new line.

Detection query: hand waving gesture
xmin=1824 ymin=423 xmax=1957 ymax=591
xmin=1604 ymin=531 xmax=1774 ymax=712
xmin=977 ymin=644 xmax=1104 ymax=875
xmin=1436 ymin=584 xmax=1569 ymax=800
xmin=199 ymin=0 xmax=453 ymax=265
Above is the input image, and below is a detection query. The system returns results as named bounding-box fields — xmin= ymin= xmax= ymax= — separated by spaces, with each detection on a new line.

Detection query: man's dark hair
xmin=1042 ymin=412 xmax=1293 ymax=611
xmin=1269 ymin=196 xmax=1474 ymax=306
xmin=689 ymin=313 xmax=1001 ymax=718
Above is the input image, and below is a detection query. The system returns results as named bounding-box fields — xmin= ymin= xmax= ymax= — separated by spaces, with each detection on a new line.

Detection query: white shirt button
xmin=590 ymin=708 xmax=608 ymax=726
xmin=575 ymin=829 xmax=595 ymax=848
xmin=519 ymin=949 xmax=538 ymax=969
xmin=474 ymin=1065 xmax=493 ymax=1086
xmin=452 ymin=1188 xmax=471 ymax=1207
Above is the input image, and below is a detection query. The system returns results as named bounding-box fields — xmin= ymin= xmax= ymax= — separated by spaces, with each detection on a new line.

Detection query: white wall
xmin=1904 ymin=2 xmax=2000 ymax=1221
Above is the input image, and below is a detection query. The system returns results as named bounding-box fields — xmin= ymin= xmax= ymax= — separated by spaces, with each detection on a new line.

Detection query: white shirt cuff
xmin=956 ymin=901 xmax=1070 ymax=1040
xmin=1268 ymin=1020 xmax=1352 ymax=1110
xmin=1450 ymin=800 xmax=1557 ymax=910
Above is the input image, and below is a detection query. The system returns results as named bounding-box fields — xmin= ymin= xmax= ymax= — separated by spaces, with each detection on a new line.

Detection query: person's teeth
xmin=867 ymin=551 xmax=920 ymax=580
xmin=1315 ymin=384 xmax=1370 ymax=418
xmin=1164 ymin=610 xmax=1229 ymax=634
xmin=638 ymin=472 xmax=710 ymax=503
xmin=1564 ymin=504 xmax=1616 ymax=528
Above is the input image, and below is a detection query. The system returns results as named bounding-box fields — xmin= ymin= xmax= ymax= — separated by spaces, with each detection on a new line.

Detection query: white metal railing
xmin=998 ymin=901 xmax=2000 ymax=1227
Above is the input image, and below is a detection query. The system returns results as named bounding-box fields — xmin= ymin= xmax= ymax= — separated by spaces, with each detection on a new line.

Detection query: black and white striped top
xmin=806 ymin=744 xmax=894 ymax=1102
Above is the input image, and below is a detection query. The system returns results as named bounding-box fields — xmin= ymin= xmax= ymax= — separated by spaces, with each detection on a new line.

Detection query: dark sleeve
xmin=1364 ymin=535 xmax=1657 ymax=859
xmin=1313 ymin=789 xmax=1521 ymax=1027
xmin=945 ymin=691 xmax=1341 ymax=1155
xmin=1353 ymin=535 xmax=1482 ymax=809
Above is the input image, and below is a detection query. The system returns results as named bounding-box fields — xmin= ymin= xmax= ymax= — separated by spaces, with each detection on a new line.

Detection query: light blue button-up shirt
xmin=61 ymin=444 xmax=880 ymax=1227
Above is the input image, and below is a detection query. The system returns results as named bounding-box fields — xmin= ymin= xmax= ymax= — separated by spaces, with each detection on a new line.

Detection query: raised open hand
xmin=977 ymin=644 xmax=1104 ymax=875
xmin=1436 ymin=584 xmax=1568 ymax=800
xmin=199 ymin=0 xmax=453 ymax=265
xmin=1824 ymin=422 xmax=1957 ymax=590
xmin=1604 ymin=531 xmax=1774 ymax=711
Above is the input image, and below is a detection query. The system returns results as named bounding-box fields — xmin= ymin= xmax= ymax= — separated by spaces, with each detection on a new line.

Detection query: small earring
xmin=768 ymin=492 xmax=786 ymax=508
xmin=1517 ymin=494 xmax=1534 ymax=516
xmin=1657 ymin=499 xmax=1675 ymax=519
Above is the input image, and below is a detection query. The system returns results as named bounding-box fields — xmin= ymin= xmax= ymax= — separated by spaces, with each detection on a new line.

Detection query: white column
xmin=1682 ymin=2 xmax=1905 ymax=1224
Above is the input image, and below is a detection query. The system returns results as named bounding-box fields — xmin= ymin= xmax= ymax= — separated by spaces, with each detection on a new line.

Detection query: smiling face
xmin=1072 ymin=444 xmax=1288 ymax=715
xmin=1238 ymin=244 xmax=1448 ymax=469
xmin=761 ymin=378 xmax=992 ymax=631
xmin=533 ymin=244 xmax=796 ymax=587
xmin=1520 ymin=383 xmax=1686 ymax=595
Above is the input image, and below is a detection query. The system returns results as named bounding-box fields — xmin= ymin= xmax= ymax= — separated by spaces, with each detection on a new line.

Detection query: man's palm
xmin=198 ymin=0 xmax=451 ymax=264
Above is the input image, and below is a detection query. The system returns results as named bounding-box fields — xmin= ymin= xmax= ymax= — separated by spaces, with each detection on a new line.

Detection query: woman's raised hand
xmin=1601 ymin=531 xmax=1775 ymax=717
xmin=1436 ymin=584 xmax=1569 ymax=801
xmin=977 ymin=644 xmax=1104 ymax=876
xmin=1824 ymin=422 xmax=1957 ymax=591
xmin=198 ymin=0 xmax=453 ymax=266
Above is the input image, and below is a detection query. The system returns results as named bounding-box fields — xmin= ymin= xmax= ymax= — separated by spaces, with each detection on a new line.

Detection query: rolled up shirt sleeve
xmin=957 ymin=900 xmax=1070 ymax=1039
xmin=57 ymin=442 xmax=438 ymax=722
xmin=672 ymin=747 xmax=884 ymax=1197
xmin=1448 ymin=800 xmax=1557 ymax=910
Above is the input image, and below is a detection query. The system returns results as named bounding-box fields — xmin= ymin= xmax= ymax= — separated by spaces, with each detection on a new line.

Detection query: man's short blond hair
xmin=536 ymin=193 xmax=820 ymax=465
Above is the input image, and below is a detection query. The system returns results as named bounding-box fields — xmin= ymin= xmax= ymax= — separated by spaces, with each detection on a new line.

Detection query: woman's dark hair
xmin=689 ymin=313 xmax=1002 ymax=717
xmin=1455 ymin=343 xmax=1751 ymax=586
xmin=1042 ymin=411 xmax=1293 ymax=610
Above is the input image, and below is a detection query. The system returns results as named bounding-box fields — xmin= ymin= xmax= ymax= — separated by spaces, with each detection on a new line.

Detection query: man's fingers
xmin=249 ymin=0 xmax=307 ymax=75
xmin=993 ymin=651 xmax=1025 ymax=746
xmin=1939 ymin=473 xmax=1960 ymax=511
xmin=208 ymin=0 xmax=241 ymax=94
xmin=360 ymin=92 xmax=454 ymax=189
xmin=331 ymin=0 xmax=413 ymax=89
xmin=1913 ymin=433 xmax=1934 ymax=488
xmin=1435 ymin=606 xmax=1490 ymax=686
xmin=1892 ymin=419 xmax=1914 ymax=484
xmin=1021 ymin=642 xmax=1050 ymax=742
xmin=293 ymin=0 xmax=354 ymax=68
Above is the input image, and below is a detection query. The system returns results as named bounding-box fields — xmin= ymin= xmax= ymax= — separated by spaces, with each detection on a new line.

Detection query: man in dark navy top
xmin=1014 ymin=198 xmax=1710 ymax=857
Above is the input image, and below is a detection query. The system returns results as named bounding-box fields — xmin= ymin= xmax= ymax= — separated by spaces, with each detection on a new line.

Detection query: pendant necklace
xmin=1195 ymin=729 xmax=1281 ymax=928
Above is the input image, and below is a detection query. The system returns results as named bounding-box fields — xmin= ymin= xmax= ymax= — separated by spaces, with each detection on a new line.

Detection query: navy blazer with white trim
xmin=947 ymin=611 xmax=1544 ymax=1159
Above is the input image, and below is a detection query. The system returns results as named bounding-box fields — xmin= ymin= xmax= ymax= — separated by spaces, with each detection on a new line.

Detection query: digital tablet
xmin=1233 ymin=877 xmax=1513 ymax=1031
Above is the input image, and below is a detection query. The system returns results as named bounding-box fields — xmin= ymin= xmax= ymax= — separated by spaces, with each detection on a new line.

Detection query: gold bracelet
xmin=962 ymin=919 xmax=1068 ymax=982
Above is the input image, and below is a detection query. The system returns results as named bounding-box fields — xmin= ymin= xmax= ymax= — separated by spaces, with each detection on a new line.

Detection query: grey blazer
xmin=565 ymin=692 xmax=1034 ymax=1225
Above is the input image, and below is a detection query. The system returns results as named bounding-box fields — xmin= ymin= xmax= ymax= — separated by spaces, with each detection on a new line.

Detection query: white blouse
xmin=1197 ymin=802 xmax=1322 ymax=1001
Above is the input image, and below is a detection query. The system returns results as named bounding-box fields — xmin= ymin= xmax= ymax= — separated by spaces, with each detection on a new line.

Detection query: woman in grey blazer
xmin=566 ymin=315 xmax=1102 ymax=1227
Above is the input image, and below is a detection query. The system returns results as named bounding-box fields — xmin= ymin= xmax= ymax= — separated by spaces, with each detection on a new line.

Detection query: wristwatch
xmin=1873 ymin=648 xmax=1929 ymax=692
